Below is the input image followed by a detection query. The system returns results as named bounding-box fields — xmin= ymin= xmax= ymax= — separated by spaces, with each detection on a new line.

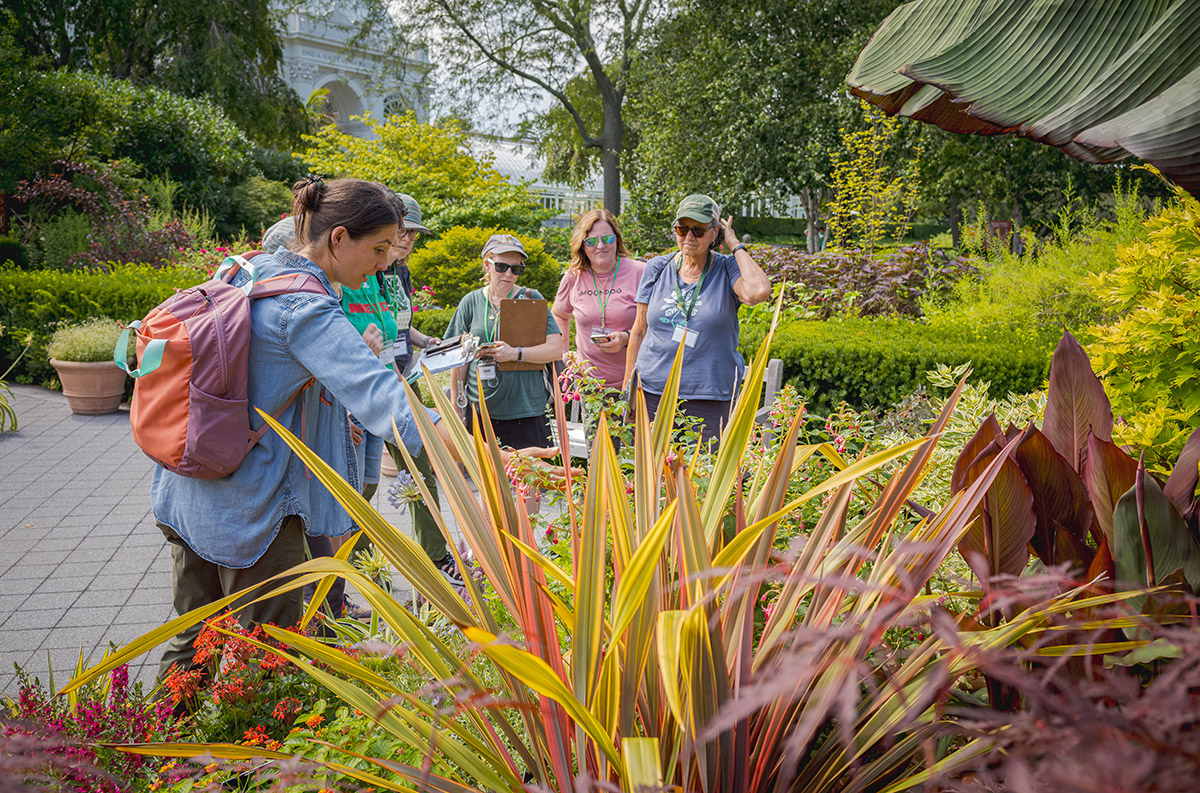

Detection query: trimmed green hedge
xmin=740 ymin=317 xmax=1051 ymax=415
xmin=411 ymin=308 xmax=455 ymax=338
xmin=0 ymin=264 xmax=205 ymax=384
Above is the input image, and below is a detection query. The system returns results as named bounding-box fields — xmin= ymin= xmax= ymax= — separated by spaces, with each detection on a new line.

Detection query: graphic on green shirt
xmin=341 ymin=275 xmax=398 ymax=371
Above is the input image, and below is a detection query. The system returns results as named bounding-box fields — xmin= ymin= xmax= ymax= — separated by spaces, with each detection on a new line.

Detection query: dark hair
xmin=291 ymin=178 xmax=400 ymax=249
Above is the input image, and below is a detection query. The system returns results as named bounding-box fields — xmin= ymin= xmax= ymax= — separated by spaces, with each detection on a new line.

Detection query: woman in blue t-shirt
xmin=622 ymin=194 xmax=771 ymax=446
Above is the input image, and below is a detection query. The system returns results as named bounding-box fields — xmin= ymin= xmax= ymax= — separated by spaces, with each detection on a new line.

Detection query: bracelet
xmin=731 ymin=244 xmax=748 ymax=255
xmin=517 ymin=346 xmax=524 ymax=362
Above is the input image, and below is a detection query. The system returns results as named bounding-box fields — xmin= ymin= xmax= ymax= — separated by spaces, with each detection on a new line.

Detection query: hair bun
xmin=291 ymin=174 xmax=326 ymax=214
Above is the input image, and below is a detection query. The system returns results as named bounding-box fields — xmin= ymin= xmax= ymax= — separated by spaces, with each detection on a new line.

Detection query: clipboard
xmin=497 ymin=297 xmax=548 ymax=371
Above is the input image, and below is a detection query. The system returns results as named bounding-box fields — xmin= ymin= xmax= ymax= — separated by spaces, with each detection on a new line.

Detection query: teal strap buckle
xmin=216 ymin=255 xmax=261 ymax=296
xmin=115 ymin=320 xmax=166 ymax=378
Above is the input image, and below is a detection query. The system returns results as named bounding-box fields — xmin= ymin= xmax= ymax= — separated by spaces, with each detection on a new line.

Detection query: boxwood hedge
xmin=740 ymin=317 xmax=1051 ymax=415
xmin=1 ymin=268 xmax=465 ymax=386
xmin=0 ymin=264 xmax=205 ymax=384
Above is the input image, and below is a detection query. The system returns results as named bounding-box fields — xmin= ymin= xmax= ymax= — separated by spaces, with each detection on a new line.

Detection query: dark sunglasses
xmin=584 ymin=234 xmax=616 ymax=247
xmin=492 ymin=260 xmax=526 ymax=275
xmin=674 ymin=224 xmax=710 ymax=238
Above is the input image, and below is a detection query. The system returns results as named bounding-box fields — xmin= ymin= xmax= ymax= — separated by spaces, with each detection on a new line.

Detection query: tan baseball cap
xmin=481 ymin=233 xmax=527 ymax=260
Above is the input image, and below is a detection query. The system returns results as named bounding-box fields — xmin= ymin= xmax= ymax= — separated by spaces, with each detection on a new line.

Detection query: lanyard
xmin=481 ymin=286 xmax=514 ymax=343
xmin=589 ymin=258 xmax=621 ymax=329
xmin=673 ymin=251 xmax=711 ymax=325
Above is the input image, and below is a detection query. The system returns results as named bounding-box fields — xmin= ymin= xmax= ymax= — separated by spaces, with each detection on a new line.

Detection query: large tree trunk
xmin=601 ymin=146 xmax=621 ymax=216
xmin=600 ymin=93 xmax=624 ymax=215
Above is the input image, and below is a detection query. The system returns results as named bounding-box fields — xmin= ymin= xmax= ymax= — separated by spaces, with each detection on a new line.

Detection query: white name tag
xmin=671 ymin=326 xmax=698 ymax=348
xmin=477 ymin=361 xmax=498 ymax=381
xmin=379 ymin=343 xmax=394 ymax=362
xmin=394 ymin=339 xmax=408 ymax=357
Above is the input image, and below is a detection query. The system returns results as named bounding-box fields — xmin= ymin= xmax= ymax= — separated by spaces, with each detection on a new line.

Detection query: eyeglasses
xmin=398 ymin=229 xmax=420 ymax=240
xmin=492 ymin=260 xmax=526 ymax=275
xmin=584 ymin=234 xmax=616 ymax=247
xmin=674 ymin=224 xmax=710 ymax=239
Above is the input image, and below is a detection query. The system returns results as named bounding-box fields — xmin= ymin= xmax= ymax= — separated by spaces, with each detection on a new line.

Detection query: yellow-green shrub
xmin=921 ymin=188 xmax=1149 ymax=343
xmin=408 ymin=226 xmax=564 ymax=308
xmin=1088 ymin=183 xmax=1200 ymax=472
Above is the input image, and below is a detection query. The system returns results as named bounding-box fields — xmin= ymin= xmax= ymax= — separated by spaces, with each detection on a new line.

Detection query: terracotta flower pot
xmin=49 ymin=359 xmax=128 ymax=415
xmin=380 ymin=452 xmax=399 ymax=478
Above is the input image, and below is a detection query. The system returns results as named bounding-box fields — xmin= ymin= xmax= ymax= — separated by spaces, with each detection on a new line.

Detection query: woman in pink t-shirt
xmin=552 ymin=209 xmax=646 ymax=389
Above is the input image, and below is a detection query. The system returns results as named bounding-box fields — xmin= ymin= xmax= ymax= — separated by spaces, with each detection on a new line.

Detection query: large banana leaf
xmin=847 ymin=0 xmax=1200 ymax=197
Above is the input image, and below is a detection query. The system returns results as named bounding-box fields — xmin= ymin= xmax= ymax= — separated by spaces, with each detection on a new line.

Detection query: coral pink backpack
xmin=117 ymin=252 xmax=327 ymax=479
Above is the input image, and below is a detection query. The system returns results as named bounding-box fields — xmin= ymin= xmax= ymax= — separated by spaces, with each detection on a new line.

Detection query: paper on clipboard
xmin=406 ymin=334 xmax=474 ymax=382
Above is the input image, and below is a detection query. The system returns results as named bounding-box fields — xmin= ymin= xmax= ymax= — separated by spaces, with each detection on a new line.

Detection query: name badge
xmin=671 ymin=325 xmax=699 ymax=348
xmin=477 ymin=361 xmax=498 ymax=381
xmin=379 ymin=343 xmax=394 ymax=362
xmin=394 ymin=339 xmax=408 ymax=357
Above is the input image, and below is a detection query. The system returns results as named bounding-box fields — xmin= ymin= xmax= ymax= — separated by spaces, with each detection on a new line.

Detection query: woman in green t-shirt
xmin=446 ymin=234 xmax=563 ymax=450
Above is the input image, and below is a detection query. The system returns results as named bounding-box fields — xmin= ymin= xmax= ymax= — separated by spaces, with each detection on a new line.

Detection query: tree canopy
xmin=618 ymin=0 xmax=899 ymax=248
xmin=298 ymin=112 xmax=552 ymax=234
xmin=0 ymin=0 xmax=308 ymax=147
xmin=386 ymin=0 xmax=659 ymax=215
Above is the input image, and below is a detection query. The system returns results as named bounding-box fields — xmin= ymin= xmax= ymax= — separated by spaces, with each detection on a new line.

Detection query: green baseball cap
xmin=675 ymin=194 xmax=721 ymax=224
xmin=394 ymin=192 xmax=432 ymax=234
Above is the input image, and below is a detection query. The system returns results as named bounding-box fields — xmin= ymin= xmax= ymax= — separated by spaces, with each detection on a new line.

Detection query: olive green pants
xmin=156 ymin=517 xmax=306 ymax=680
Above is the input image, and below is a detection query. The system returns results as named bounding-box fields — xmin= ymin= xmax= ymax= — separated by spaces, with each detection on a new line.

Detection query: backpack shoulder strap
xmin=216 ymin=250 xmax=267 ymax=283
xmin=249 ymin=272 xmax=328 ymax=298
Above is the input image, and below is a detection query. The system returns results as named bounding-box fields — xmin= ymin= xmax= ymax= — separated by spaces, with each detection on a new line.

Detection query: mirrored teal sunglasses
xmin=584 ymin=234 xmax=616 ymax=247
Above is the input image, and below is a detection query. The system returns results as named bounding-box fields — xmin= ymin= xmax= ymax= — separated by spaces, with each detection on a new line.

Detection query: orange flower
xmin=305 ymin=713 xmax=324 ymax=728
xmin=272 ymin=697 xmax=302 ymax=720
xmin=241 ymin=724 xmax=269 ymax=747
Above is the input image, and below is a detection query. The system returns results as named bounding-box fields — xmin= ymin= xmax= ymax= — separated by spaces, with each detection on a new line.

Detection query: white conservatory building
xmin=276 ymin=4 xmax=429 ymax=137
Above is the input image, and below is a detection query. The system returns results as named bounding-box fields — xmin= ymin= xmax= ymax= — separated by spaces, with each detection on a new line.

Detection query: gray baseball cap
xmin=481 ymin=233 xmax=527 ymax=260
xmin=261 ymin=216 xmax=296 ymax=253
xmin=394 ymin=193 xmax=432 ymax=234
xmin=675 ymin=194 xmax=721 ymax=225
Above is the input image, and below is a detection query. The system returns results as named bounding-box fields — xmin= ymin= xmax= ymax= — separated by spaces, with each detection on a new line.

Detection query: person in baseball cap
xmin=620 ymin=192 xmax=772 ymax=449
xmin=444 ymin=229 xmax=562 ymax=485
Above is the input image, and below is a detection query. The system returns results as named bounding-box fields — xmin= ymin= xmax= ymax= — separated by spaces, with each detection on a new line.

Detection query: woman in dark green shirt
xmin=447 ymin=233 xmax=562 ymax=449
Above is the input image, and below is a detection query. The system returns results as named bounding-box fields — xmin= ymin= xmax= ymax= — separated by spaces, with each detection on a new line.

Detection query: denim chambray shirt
xmin=151 ymin=249 xmax=437 ymax=568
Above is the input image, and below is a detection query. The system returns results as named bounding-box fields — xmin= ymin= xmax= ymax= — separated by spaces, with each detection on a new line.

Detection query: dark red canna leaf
xmin=1163 ymin=425 xmax=1200 ymax=518
xmin=958 ymin=438 xmax=1036 ymax=582
xmin=1012 ymin=422 xmax=1096 ymax=569
xmin=952 ymin=413 xmax=1003 ymax=495
xmin=1082 ymin=431 xmax=1137 ymax=546
xmin=1043 ymin=331 xmax=1113 ymax=473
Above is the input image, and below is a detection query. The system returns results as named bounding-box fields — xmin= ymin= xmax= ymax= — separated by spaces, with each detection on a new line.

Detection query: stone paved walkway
xmin=0 ymin=385 xmax=169 ymax=697
xmin=0 ymin=384 xmax=458 ymax=699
